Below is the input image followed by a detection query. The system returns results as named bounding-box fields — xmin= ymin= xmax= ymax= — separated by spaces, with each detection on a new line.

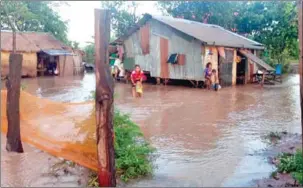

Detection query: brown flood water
xmin=1 ymin=73 xmax=301 ymax=187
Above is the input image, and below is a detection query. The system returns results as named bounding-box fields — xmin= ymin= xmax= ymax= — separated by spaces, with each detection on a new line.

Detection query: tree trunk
xmin=94 ymin=9 xmax=116 ymax=187
xmin=6 ymin=54 xmax=23 ymax=153
xmin=298 ymin=0 xmax=303 ymax=148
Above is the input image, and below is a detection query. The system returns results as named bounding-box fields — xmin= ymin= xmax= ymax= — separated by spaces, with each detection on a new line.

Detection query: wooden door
xmin=219 ymin=49 xmax=234 ymax=87
xmin=250 ymin=62 xmax=254 ymax=83
xmin=160 ymin=37 xmax=169 ymax=79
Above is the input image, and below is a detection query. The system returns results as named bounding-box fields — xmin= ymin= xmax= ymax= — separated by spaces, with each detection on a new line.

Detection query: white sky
xmin=56 ymin=1 xmax=162 ymax=47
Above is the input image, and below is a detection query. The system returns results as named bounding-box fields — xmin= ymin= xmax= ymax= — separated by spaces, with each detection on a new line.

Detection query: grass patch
xmin=114 ymin=111 xmax=154 ymax=182
xmin=264 ymin=131 xmax=287 ymax=144
xmin=275 ymin=149 xmax=303 ymax=185
xmin=88 ymin=111 xmax=155 ymax=186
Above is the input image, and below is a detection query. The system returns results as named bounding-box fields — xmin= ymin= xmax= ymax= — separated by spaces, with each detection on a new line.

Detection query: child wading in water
xmin=131 ymin=65 xmax=144 ymax=98
xmin=211 ymin=69 xmax=221 ymax=91
xmin=204 ymin=62 xmax=212 ymax=89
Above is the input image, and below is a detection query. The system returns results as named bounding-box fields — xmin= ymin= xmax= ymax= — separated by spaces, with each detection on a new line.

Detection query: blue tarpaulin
xmin=42 ymin=49 xmax=73 ymax=56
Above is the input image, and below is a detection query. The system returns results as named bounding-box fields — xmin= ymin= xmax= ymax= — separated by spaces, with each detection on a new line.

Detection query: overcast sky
xmin=56 ymin=1 xmax=162 ymax=47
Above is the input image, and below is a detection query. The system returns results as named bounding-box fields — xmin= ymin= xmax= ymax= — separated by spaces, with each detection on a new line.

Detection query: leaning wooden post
xmin=6 ymin=54 xmax=24 ymax=153
xmin=298 ymin=0 xmax=303 ymax=148
xmin=94 ymin=9 xmax=116 ymax=187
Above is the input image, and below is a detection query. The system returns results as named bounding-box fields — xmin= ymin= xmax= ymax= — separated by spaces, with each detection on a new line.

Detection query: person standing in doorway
xmin=211 ymin=69 xmax=220 ymax=91
xmin=204 ymin=62 xmax=212 ymax=89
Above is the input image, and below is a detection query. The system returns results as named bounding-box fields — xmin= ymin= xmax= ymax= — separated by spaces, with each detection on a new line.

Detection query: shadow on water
xmin=1 ymin=73 xmax=301 ymax=187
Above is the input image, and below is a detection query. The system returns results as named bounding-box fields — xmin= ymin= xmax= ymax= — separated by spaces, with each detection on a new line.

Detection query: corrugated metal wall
xmin=123 ymin=19 xmax=205 ymax=80
xmin=150 ymin=19 xmax=204 ymax=80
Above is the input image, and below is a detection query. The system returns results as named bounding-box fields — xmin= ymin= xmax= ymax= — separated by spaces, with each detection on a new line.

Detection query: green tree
xmin=1 ymin=1 xmax=70 ymax=44
xmin=158 ymin=1 xmax=299 ymax=67
xmin=158 ymin=1 xmax=238 ymax=29
xmin=70 ymin=41 xmax=80 ymax=49
xmin=83 ymin=43 xmax=95 ymax=64
xmin=101 ymin=1 xmax=139 ymax=38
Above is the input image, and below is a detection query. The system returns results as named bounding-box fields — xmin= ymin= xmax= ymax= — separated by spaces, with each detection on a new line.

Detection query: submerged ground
xmin=1 ymin=73 xmax=301 ymax=187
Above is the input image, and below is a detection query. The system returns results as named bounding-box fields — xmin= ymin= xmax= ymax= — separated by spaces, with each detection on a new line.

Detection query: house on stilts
xmin=1 ymin=31 xmax=84 ymax=78
xmin=112 ymin=14 xmax=274 ymax=86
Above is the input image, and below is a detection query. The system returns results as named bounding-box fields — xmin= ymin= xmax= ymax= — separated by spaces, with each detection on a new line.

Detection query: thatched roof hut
xmin=1 ymin=31 xmax=68 ymax=52
xmin=1 ymin=31 xmax=81 ymax=77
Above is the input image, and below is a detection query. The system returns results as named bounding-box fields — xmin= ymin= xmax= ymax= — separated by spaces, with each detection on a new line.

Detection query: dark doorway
xmin=236 ymin=52 xmax=247 ymax=85
xmin=37 ymin=52 xmax=59 ymax=76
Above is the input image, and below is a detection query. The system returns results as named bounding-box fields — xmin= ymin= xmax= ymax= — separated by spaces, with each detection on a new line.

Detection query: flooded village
xmin=1 ymin=1 xmax=303 ymax=187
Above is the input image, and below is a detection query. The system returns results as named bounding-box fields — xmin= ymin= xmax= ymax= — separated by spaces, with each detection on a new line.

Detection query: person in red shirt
xmin=131 ymin=65 xmax=144 ymax=97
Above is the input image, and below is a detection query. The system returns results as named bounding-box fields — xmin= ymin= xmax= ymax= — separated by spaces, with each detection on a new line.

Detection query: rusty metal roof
xmin=239 ymin=49 xmax=274 ymax=71
xmin=114 ymin=14 xmax=264 ymax=50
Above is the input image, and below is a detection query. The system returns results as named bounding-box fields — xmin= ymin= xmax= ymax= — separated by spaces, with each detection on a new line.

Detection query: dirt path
xmin=1 ymin=134 xmax=90 ymax=187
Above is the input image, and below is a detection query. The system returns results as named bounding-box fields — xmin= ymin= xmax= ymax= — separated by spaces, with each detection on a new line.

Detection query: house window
xmin=167 ymin=53 xmax=186 ymax=65
xmin=167 ymin=53 xmax=178 ymax=64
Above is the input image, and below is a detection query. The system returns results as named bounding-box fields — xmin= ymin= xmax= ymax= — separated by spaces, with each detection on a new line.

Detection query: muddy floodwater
xmin=1 ymin=73 xmax=301 ymax=187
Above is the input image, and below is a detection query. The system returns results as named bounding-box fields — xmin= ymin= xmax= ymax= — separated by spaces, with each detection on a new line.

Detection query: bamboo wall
xmin=1 ymin=51 xmax=37 ymax=77
xmin=58 ymin=55 xmax=74 ymax=77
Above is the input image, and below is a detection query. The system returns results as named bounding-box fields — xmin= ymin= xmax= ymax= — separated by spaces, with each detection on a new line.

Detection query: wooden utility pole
xmin=298 ymin=0 xmax=303 ymax=147
xmin=94 ymin=9 xmax=116 ymax=187
xmin=3 ymin=1 xmax=24 ymax=153
xmin=6 ymin=54 xmax=23 ymax=152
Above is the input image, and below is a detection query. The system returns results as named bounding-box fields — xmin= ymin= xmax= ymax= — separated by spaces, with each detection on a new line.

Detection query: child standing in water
xmin=211 ymin=69 xmax=220 ymax=91
xmin=204 ymin=62 xmax=212 ymax=89
xmin=131 ymin=65 xmax=144 ymax=98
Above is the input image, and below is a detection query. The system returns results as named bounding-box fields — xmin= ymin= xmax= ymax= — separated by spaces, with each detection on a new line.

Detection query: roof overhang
xmin=42 ymin=49 xmax=73 ymax=56
xmin=239 ymin=49 xmax=274 ymax=71
xmin=111 ymin=13 xmax=265 ymax=50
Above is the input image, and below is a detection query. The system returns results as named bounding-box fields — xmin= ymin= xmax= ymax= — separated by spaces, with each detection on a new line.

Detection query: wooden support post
xmin=156 ymin=77 xmax=161 ymax=85
xmin=6 ymin=54 xmax=23 ymax=153
xmin=298 ymin=0 xmax=303 ymax=147
xmin=94 ymin=9 xmax=116 ymax=187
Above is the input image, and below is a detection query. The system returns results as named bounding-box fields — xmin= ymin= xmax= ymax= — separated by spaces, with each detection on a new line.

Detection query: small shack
xmin=113 ymin=14 xmax=274 ymax=86
xmin=1 ymin=31 xmax=83 ymax=77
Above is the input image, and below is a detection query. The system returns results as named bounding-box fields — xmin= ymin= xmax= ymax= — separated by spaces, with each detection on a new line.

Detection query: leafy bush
xmin=88 ymin=111 xmax=155 ymax=186
xmin=276 ymin=149 xmax=303 ymax=185
xmin=114 ymin=111 xmax=154 ymax=182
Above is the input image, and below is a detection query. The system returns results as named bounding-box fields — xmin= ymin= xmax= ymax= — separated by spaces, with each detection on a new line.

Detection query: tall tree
xmin=101 ymin=1 xmax=139 ymax=38
xmin=158 ymin=1 xmax=299 ymax=67
xmin=158 ymin=1 xmax=237 ymax=29
xmin=83 ymin=43 xmax=95 ymax=64
xmin=1 ymin=1 xmax=70 ymax=44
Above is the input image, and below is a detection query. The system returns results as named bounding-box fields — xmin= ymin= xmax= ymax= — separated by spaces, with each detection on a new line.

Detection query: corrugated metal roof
xmin=239 ymin=49 xmax=274 ymax=71
xmin=114 ymin=14 xmax=264 ymax=50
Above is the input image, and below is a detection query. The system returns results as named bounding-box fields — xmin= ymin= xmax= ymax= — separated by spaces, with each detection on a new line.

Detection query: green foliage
xmin=276 ymin=150 xmax=303 ymax=185
xmin=21 ymin=83 xmax=26 ymax=91
xmin=114 ymin=111 xmax=154 ymax=182
xmin=87 ymin=111 xmax=154 ymax=186
xmin=158 ymin=1 xmax=236 ymax=28
xmin=69 ymin=41 xmax=80 ymax=50
xmin=1 ymin=1 xmax=70 ymax=44
xmin=101 ymin=1 xmax=140 ymax=38
xmin=82 ymin=43 xmax=95 ymax=64
xmin=157 ymin=1 xmax=299 ymax=72
xmin=265 ymin=131 xmax=282 ymax=141
xmin=88 ymin=172 xmax=99 ymax=187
